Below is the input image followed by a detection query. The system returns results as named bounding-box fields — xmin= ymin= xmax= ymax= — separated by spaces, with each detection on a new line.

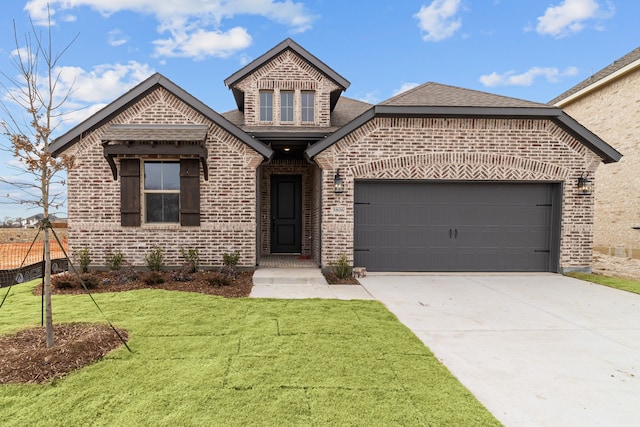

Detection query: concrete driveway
xmin=359 ymin=273 xmax=640 ymax=427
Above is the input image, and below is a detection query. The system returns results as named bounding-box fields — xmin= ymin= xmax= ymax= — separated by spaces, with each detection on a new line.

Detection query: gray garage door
xmin=354 ymin=181 xmax=561 ymax=272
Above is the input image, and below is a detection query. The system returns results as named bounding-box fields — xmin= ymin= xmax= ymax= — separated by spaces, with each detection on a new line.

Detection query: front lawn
xmin=0 ymin=281 xmax=500 ymax=426
xmin=565 ymin=272 xmax=640 ymax=295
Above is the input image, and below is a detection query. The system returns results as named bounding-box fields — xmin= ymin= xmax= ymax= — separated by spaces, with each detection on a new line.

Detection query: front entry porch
xmin=258 ymin=159 xmax=321 ymax=266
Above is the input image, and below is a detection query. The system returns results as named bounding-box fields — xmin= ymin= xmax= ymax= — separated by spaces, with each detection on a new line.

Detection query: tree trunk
xmin=43 ymin=225 xmax=54 ymax=347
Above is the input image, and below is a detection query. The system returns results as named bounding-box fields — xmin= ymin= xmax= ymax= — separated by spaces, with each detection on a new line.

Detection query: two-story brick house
xmin=50 ymin=39 xmax=620 ymax=273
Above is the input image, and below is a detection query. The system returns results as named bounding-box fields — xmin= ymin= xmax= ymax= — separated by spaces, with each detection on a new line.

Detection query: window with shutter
xmin=119 ymin=158 xmax=201 ymax=227
xmin=180 ymin=158 xmax=201 ymax=226
xmin=120 ymin=159 xmax=141 ymax=226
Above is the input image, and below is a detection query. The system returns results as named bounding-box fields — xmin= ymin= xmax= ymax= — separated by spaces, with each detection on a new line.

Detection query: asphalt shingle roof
xmin=550 ymin=46 xmax=640 ymax=105
xmin=381 ymin=82 xmax=549 ymax=108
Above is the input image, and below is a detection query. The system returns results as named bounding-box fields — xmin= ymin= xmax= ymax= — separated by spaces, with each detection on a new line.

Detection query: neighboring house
xmin=22 ymin=214 xmax=43 ymax=228
xmin=50 ymin=39 xmax=620 ymax=273
xmin=551 ymin=46 xmax=640 ymax=258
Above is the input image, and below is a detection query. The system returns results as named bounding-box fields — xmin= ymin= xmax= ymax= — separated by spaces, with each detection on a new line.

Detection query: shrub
xmin=222 ymin=251 xmax=240 ymax=269
xmin=79 ymin=272 xmax=99 ymax=289
xmin=144 ymin=246 xmax=164 ymax=271
xmin=73 ymin=247 xmax=92 ymax=273
xmin=112 ymin=265 xmax=139 ymax=285
xmin=169 ymin=265 xmax=192 ymax=282
xmin=330 ymin=253 xmax=352 ymax=280
xmin=142 ymin=271 xmax=165 ymax=285
xmin=202 ymin=271 xmax=230 ymax=287
xmin=105 ymin=250 xmax=125 ymax=271
xmin=180 ymin=247 xmax=199 ymax=273
xmin=52 ymin=272 xmax=76 ymax=289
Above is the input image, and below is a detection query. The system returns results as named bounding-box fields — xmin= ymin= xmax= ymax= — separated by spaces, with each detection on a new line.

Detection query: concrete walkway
xmin=250 ymin=267 xmax=374 ymax=300
xmin=359 ymin=273 xmax=640 ymax=427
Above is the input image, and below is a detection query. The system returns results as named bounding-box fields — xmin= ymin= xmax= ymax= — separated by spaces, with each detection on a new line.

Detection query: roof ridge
xmin=550 ymin=45 xmax=640 ymax=104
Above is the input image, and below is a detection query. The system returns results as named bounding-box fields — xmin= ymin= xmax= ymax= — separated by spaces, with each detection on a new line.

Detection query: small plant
xmin=221 ymin=251 xmax=241 ymax=277
xmin=329 ymin=253 xmax=352 ymax=280
xmin=105 ymin=250 xmax=125 ymax=271
xmin=169 ymin=264 xmax=193 ymax=282
xmin=73 ymin=247 xmax=92 ymax=273
xmin=142 ymin=271 xmax=165 ymax=285
xmin=51 ymin=272 xmax=76 ymax=289
xmin=180 ymin=247 xmax=199 ymax=273
xmin=202 ymin=271 xmax=230 ymax=287
xmin=144 ymin=246 xmax=164 ymax=272
xmin=113 ymin=265 xmax=139 ymax=285
xmin=79 ymin=272 xmax=99 ymax=289
xmin=222 ymin=251 xmax=241 ymax=268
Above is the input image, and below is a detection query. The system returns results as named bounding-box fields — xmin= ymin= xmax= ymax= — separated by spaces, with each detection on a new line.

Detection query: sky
xmin=0 ymin=0 xmax=638 ymax=221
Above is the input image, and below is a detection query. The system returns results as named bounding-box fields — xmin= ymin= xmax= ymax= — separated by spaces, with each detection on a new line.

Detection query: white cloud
xmin=357 ymin=91 xmax=381 ymax=105
xmin=536 ymin=0 xmax=614 ymax=37
xmin=153 ymin=26 xmax=252 ymax=60
xmin=414 ymin=0 xmax=463 ymax=42
xmin=24 ymin=0 xmax=317 ymax=59
xmin=108 ymin=29 xmax=128 ymax=47
xmin=392 ymin=82 xmax=420 ymax=96
xmin=55 ymin=61 xmax=154 ymax=104
xmin=479 ymin=66 xmax=579 ymax=87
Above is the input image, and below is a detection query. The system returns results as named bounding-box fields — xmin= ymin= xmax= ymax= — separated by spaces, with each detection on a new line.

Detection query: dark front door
xmin=271 ymin=175 xmax=302 ymax=253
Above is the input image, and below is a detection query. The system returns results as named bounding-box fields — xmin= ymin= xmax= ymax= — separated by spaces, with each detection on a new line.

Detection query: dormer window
xmin=301 ymin=91 xmax=314 ymax=122
xmin=281 ymin=91 xmax=294 ymax=122
xmin=260 ymin=91 xmax=273 ymax=121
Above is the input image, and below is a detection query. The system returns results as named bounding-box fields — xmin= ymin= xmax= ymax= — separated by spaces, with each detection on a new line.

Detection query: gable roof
xmin=306 ymin=82 xmax=622 ymax=163
xmin=223 ymin=38 xmax=350 ymax=112
xmin=550 ymin=46 xmax=640 ymax=106
xmin=382 ymin=82 xmax=548 ymax=108
xmin=49 ymin=73 xmax=274 ymax=159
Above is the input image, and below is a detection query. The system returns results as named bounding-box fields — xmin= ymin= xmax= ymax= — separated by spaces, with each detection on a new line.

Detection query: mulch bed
xmin=33 ymin=270 xmax=254 ymax=298
xmin=0 ymin=323 xmax=128 ymax=384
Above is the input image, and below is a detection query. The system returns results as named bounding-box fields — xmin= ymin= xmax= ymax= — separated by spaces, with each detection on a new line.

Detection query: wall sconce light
xmin=577 ymin=173 xmax=593 ymax=195
xmin=334 ymin=169 xmax=344 ymax=194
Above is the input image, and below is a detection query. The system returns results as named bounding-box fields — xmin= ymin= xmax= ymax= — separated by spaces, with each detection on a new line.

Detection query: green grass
xmin=0 ymin=281 xmax=501 ymax=426
xmin=566 ymin=272 xmax=640 ymax=295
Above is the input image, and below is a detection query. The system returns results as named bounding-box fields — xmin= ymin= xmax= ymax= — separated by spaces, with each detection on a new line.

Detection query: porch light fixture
xmin=334 ymin=169 xmax=344 ymax=193
xmin=577 ymin=173 xmax=593 ymax=195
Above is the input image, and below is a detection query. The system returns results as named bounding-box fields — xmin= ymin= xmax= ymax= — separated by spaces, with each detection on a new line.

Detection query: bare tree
xmin=0 ymin=9 xmax=76 ymax=347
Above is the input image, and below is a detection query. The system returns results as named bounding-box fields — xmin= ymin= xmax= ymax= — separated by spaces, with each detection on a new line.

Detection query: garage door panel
xmin=354 ymin=181 xmax=558 ymax=272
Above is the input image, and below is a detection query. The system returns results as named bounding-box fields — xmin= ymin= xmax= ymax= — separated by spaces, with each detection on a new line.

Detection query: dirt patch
xmin=323 ymin=271 xmax=360 ymax=285
xmin=0 ymin=323 xmax=128 ymax=384
xmin=0 ymin=228 xmax=68 ymax=244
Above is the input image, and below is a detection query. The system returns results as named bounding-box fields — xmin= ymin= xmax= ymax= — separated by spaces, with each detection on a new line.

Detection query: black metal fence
xmin=0 ymin=258 xmax=69 ymax=288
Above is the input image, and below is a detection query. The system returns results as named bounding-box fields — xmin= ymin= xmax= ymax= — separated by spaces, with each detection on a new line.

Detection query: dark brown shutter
xmin=180 ymin=158 xmax=200 ymax=226
xmin=120 ymin=159 xmax=141 ymax=226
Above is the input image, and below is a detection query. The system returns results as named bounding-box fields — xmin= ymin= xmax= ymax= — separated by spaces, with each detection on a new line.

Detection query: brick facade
xmin=234 ymin=50 xmax=339 ymax=127
xmin=557 ymin=69 xmax=640 ymax=257
xmin=315 ymin=117 xmax=602 ymax=272
xmin=64 ymin=87 xmax=264 ymax=268
xmin=55 ymin=39 xmax=615 ymax=273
